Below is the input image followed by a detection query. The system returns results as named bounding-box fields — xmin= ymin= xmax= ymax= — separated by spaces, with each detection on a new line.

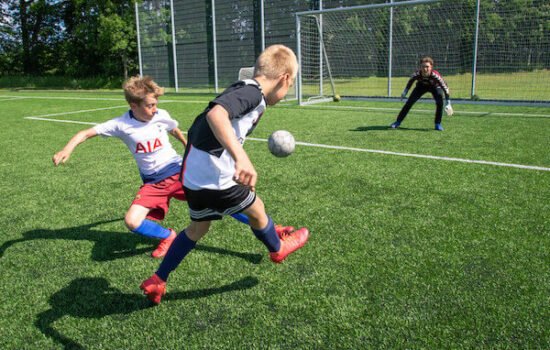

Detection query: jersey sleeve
xmin=433 ymin=71 xmax=450 ymax=99
xmin=405 ymin=71 xmax=419 ymax=90
xmin=210 ymin=85 xmax=263 ymax=119
xmin=157 ymin=109 xmax=179 ymax=130
xmin=93 ymin=118 xmax=121 ymax=139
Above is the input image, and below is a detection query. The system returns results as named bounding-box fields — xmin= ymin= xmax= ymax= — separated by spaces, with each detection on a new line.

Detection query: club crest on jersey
xmin=135 ymin=138 xmax=163 ymax=153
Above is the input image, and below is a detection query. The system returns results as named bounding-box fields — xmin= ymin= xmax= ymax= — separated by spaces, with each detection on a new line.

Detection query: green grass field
xmin=1 ymin=90 xmax=549 ymax=349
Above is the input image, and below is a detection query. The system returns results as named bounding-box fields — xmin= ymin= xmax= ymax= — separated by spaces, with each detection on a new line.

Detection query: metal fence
xmin=136 ymin=0 xmax=550 ymax=103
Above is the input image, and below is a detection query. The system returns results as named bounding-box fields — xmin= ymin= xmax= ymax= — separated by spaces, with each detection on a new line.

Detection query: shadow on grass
xmin=0 ymin=219 xmax=262 ymax=264
xmin=350 ymin=125 xmax=431 ymax=132
xmin=35 ymin=276 xmax=259 ymax=349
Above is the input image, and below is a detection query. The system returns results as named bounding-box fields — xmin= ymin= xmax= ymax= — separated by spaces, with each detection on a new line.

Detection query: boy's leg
xmin=396 ymin=87 xmax=425 ymax=123
xmin=125 ymin=205 xmax=171 ymax=238
xmin=230 ymin=212 xmax=250 ymax=225
xmin=156 ymin=220 xmax=210 ymax=281
xmin=243 ymin=197 xmax=309 ymax=263
xmin=140 ymin=220 xmax=210 ymax=305
xmin=125 ymin=204 xmax=176 ymax=258
xmin=432 ymin=87 xmax=445 ymax=124
xmin=243 ymin=198 xmax=280 ymax=252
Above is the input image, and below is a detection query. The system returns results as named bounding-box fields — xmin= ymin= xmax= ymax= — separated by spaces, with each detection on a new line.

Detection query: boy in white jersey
xmin=53 ymin=76 xmax=252 ymax=258
xmin=140 ymin=45 xmax=309 ymax=305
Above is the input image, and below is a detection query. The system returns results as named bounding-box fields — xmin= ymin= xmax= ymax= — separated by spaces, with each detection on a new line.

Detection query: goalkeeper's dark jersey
xmin=405 ymin=70 xmax=450 ymax=100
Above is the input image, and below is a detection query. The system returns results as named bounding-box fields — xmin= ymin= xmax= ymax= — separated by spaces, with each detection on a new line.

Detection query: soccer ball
xmin=268 ymin=130 xmax=295 ymax=157
xmin=333 ymin=94 xmax=341 ymax=102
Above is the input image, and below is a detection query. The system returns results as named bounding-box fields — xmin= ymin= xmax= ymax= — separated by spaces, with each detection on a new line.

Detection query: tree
xmin=62 ymin=0 xmax=138 ymax=78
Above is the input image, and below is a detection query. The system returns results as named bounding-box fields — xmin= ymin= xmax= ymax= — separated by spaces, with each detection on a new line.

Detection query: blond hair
xmin=254 ymin=45 xmax=298 ymax=79
xmin=123 ymin=76 xmax=164 ymax=104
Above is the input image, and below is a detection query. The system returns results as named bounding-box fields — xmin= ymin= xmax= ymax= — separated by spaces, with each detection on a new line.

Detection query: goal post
xmin=296 ymin=0 xmax=452 ymax=105
xmin=295 ymin=0 xmax=550 ymax=105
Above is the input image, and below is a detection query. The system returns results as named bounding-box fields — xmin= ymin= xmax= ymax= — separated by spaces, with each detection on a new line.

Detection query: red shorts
xmin=132 ymin=174 xmax=186 ymax=221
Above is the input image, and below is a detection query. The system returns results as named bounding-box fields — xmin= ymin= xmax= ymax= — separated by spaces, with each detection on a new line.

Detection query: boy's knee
xmin=124 ymin=213 xmax=143 ymax=230
xmin=184 ymin=221 xmax=211 ymax=241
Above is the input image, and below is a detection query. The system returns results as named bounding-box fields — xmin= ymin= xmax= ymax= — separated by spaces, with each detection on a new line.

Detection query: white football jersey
xmin=93 ymin=109 xmax=183 ymax=183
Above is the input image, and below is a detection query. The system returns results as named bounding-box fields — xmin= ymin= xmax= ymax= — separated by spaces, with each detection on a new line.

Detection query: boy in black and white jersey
xmin=141 ymin=45 xmax=309 ymax=305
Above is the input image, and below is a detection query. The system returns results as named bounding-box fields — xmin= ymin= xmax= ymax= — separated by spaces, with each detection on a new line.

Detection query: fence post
xmin=135 ymin=2 xmax=143 ymax=77
xmin=471 ymin=0 xmax=481 ymax=99
xmin=296 ymin=14 xmax=302 ymax=105
xmin=212 ymin=0 xmax=219 ymax=93
xmin=169 ymin=0 xmax=178 ymax=92
xmin=388 ymin=0 xmax=393 ymax=97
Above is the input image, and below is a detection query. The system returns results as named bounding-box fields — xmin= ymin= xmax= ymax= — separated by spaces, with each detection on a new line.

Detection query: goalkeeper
xmin=391 ymin=56 xmax=452 ymax=131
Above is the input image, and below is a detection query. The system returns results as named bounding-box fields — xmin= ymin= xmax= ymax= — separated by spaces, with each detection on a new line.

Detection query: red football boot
xmin=152 ymin=229 xmax=177 ymax=258
xmin=274 ymin=224 xmax=295 ymax=238
xmin=269 ymin=228 xmax=309 ymax=263
xmin=140 ymin=273 xmax=166 ymax=305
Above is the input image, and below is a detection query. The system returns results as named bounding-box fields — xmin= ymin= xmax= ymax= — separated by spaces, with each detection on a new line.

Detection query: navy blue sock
xmin=230 ymin=213 xmax=250 ymax=225
xmin=156 ymin=230 xmax=196 ymax=282
xmin=251 ymin=215 xmax=281 ymax=253
xmin=130 ymin=219 xmax=171 ymax=239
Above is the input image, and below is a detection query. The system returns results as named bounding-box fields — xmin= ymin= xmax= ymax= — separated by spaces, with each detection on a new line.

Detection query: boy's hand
xmin=52 ymin=150 xmax=71 ymax=166
xmin=233 ymin=158 xmax=257 ymax=192
xmin=53 ymin=128 xmax=98 ymax=167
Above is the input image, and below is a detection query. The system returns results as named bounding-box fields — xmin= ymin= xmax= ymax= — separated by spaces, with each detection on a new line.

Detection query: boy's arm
xmin=168 ymin=127 xmax=187 ymax=147
xmin=206 ymin=104 xmax=257 ymax=191
xmin=53 ymin=128 xmax=98 ymax=166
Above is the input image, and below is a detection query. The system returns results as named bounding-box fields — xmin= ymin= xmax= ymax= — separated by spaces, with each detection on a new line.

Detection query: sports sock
xmin=156 ymin=230 xmax=196 ymax=282
xmin=251 ymin=215 xmax=281 ymax=253
xmin=130 ymin=219 xmax=171 ymax=239
xmin=230 ymin=213 xmax=250 ymax=225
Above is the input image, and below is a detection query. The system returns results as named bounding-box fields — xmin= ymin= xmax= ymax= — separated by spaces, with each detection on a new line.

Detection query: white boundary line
xmin=295 ymin=104 xmax=550 ymax=118
xmin=246 ymin=137 xmax=550 ymax=171
xmin=24 ymin=117 xmax=99 ymax=125
xmin=21 ymin=104 xmax=550 ymax=172
xmin=24 ymin=105 xmax=129 ymax=119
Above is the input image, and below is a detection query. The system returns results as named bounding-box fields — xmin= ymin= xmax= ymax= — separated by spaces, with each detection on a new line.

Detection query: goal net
xmin=296 ymin=0 xmax=550 ymax=105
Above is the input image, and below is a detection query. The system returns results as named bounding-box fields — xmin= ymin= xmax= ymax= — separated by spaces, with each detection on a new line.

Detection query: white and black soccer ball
xmin=267 ymin=130 xmax=295 ymax=157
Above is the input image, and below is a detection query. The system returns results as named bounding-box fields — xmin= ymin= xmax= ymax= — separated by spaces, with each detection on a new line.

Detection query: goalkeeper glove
xmin=400 ymin=88 xmax=409 ymax=101
xmin=444 ymin=100 xmax=453 ymax=116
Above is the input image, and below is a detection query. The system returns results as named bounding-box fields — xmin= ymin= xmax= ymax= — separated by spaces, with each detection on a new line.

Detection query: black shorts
xmin=183 ymin=185 xmax=256 ymax=221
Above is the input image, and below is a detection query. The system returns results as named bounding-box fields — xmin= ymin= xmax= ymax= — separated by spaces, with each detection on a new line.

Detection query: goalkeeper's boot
xmin=275 ymin=224 xmax=295 ymax=238
xmin=152 ymin=229 xmax=177 ymax=258
xmin=434 ymin=123 xmax=444 ymax=131
xmin=390 ymin=121 xmax=400 ymax=129
xmin=140 ymin=273 xmax=166 ymax=305
xmin=270 ymin=228 xmax=309 ymax=263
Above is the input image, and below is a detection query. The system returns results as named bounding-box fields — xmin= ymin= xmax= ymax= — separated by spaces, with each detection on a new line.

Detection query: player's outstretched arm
xmin=53 ymin=128 xmax=98 ymax=166
xmin=206 ymin=105 xmax=257 ymax=191
xmin=169 ymin=127 xmax=187 ymax=147
xmin=401 ymin=88 xmax=409 ymax=100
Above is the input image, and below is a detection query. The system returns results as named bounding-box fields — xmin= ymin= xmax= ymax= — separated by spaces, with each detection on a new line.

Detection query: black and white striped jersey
xmin=183 ymin=79 xmax=266 ymax=190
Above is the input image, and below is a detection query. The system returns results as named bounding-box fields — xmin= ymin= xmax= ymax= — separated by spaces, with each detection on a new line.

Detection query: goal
xmin=295 ymin=0 xmax=550 ymax=105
